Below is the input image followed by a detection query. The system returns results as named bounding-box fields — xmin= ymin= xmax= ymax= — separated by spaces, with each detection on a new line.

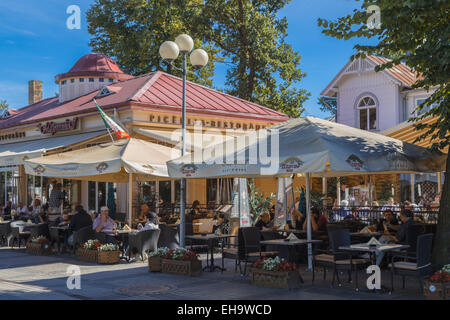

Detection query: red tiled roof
xmin=366 ymin=56 xmax=422 ymax=87
xmin=1 ymin=71 xmax=288 ymax=130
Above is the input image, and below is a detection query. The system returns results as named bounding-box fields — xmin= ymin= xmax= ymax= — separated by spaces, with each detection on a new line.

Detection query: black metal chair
xmin=312 ymin=229 xmax=370 ymax=290
xmin=181 ymin=223 xmax=209 ymax=257
xmin=158 ymin=224 xmax=180 ymax=249
xmin=127 ymin=229 xmax=161 ymax=261
xmin=240 ymin=227 xmax=279 ymax=276
xmin=389 ymin=233 xmax=433 ymax=295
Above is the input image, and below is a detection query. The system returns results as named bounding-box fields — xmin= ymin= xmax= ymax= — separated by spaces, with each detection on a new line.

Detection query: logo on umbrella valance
xmin=280 ymin=157 xmax=303 ymax=172
xmin=96 ymin=162 xmax=109 ymax=173
xmin=33 ymin=165 xmax=46 ymax=175
xmin=180 ymin=164 xmax=197 ymax=176
xmin=346 ymin=154 xmax=364 ymax=170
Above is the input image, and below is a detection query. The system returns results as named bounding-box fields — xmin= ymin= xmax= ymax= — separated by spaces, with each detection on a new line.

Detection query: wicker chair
xmin=127 ymin=229 xmax=161 ymax=261
xmin=0 ymin=222 xmax=11 ymax=246
xmin=240 ymin=227 xmax=279 ymax=276
xmin=389 ymin=233 xmax=433 ymax=294
xmin=71 ymin=225 xmax=96 ymax=253
xmin=30 ymin=223 xmax=50 ymax=238
xmin=10 ymin=226 xmax=31 ymax=248
xmin=158 ymin=224 xmax=180 ymax=249
xmin=312 ymin=229 xmax=370 ymax=290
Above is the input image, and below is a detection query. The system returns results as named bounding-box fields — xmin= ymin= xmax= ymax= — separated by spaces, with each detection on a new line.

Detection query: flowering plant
xmin=252 ymin=256 xmax=296 ymax=272
xmin=163 ymin=248 xmax=199 ymax=262
xmin=30 ymin=236 xmax=49 ymax=245
xmin=149 ymin=247 xmax=169 ymax=258
xmin=82 ymin=239 xmax=102 ymax=250
xmin=429 ymin=267 xmax=450 ymax=283
xmin=97 ymin=243 xmax=119 ymax=252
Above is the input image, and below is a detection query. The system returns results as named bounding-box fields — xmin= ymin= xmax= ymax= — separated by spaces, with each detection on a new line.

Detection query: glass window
xmin=88 ymin=181 xmax=96 ymax=211
xmin=62 ymin=80 xmax=67 ymax=85
xmin=174 ymin=180 xmax=186 ymax=204
xmin=70 ymin=79 xmax=75 ymax=83
xmin=159 ymin=181 xmax=171 ymax=205
xmin=359 ymin=109 xmax=367 ymax=130
xmin=369 ymin=108 xmax=377 ymax=130
xmin=109 ymin=78 xmax=114 ymax=83
xmin=141 ymin=181 xmax=156 ymax=204
xmin=79 ymin=78 xmax=85 ymax=83
xmin=99 ymin=78 xmax=104 ymax=83
xmin=89 ymin=78 xmax=95 ymax=82
xmin=206 ymin=179 xmax=218 ymax=204
xmin=357 ymin=96 xmax=377 ymax=130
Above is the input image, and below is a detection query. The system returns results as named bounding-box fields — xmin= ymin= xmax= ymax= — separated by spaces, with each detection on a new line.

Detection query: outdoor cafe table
xmin=185 ymin=234 xmax=236 ymax=272
xmin=338 ymin=243 xmax=410 ymax=293
xmin=260 ymin=239 xmax=323 ymax=283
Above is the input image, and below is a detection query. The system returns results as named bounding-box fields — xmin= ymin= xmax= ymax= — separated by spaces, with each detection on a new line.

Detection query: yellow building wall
xmin=187 ymin=179 xmax=207 ymax=206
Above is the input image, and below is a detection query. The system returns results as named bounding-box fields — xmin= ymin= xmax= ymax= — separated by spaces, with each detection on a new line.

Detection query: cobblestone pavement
xmin=0 ymin=247 xmax=424 ymax=300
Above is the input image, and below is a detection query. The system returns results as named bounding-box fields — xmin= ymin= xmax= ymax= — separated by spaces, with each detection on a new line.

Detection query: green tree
xmin=0 ymin=100 xmax=8 ymax=109
xmin=317 ymin=96 xmax=337 ymax=117
xmin=87 ymin=0 xmax=309 ymax=117
xmin=318 ymin=0 xmax=449 ymax=266
xmin=86 ymin=0 xmax=219 ymax=87
xmin=198 ymin=0 xmax=309 ymax=117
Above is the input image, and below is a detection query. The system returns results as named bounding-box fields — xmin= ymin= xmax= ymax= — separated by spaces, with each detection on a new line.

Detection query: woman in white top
xmin=30 ymin=199 xmax=42 ymax=216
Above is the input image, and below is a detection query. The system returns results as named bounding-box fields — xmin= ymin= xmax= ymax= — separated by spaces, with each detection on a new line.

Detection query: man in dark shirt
xmin=69 ymin=205 xmax=92 ymax=232
xmin=395 ymin=209 xmax=416 ymax=243
xmin=377 ymin=209 xmax=400 ymax=234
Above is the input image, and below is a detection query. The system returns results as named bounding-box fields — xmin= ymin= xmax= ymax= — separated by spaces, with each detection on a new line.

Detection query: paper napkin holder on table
xmin=286 ymin=233 xmax=299 ymax=241
xmin=123 ymin=224 xmax=131 ymax=231
xmin=367 ymin=237 xmax=381 ymax=247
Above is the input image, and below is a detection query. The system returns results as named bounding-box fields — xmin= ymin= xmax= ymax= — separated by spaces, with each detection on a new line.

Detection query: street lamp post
xmin=159 ymin=34 xmax=208 ymax=248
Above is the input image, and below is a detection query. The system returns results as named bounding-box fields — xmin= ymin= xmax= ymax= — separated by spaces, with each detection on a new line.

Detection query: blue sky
xmin=0 ymin=0 xmax=369 ymax=117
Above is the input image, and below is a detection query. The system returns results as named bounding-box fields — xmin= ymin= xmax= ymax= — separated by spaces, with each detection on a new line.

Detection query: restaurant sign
xmin=38 ymin=117 xmax=79 ymax=135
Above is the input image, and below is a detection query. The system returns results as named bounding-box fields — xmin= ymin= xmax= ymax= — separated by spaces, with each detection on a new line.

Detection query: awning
xmin=0 ymin=131 xmax=105 ymax=166
xmin=24 ymin=138 xmax=179 ymax=182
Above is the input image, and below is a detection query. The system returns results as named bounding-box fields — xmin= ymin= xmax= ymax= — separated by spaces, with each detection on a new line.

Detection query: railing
xmin=324 ymin=205 xmax=439 ymax=225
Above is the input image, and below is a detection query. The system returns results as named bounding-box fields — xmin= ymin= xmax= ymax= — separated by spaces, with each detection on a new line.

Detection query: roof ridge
xmin=129 ymin=71 xmax=161 ymax=101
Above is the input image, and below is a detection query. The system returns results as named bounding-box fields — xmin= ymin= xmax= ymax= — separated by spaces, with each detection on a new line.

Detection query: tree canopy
xmin=318 ymin=0 xmax=449 ymax=266
xmin=0 ymin=100 xmax=8 ymax=109
xmin=87 ymin=0 xmax=309 ymax=117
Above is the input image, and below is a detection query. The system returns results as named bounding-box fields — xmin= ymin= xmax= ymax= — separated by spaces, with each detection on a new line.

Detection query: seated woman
xmin=137 ymin=212 xmax=160 ymax=231
xmin=287 ymin=206 xmax=305 ymax=230
xmin=254 ymin=211 xmax=277 ymax=231
xmin=137 ymin=204 xmax=151 ymax=223
xmin=212 ymin=213 xmax=228 ymax=234
xmin=303 ymin=207 xmax=328 ymax=232
xmin=186 ymin=200 xmax=207 ymax=222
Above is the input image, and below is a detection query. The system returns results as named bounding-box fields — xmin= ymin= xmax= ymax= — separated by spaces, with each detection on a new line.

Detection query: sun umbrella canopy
xmin=167 ymin=117 xmax=446 ymax=178
xmin=25 ymin=138 xmax=180 ymax=182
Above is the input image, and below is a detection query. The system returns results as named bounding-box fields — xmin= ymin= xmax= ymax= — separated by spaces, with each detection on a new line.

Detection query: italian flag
xmin=94 ymin=99 xmax=130 ymax=140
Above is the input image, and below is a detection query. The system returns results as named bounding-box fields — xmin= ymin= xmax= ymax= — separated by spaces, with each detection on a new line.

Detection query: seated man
xmin=303 ymin=207 xmax=328 ymax=232
xmin=93 ymin=206 xmax=117 ymax=244
xmin=67 ymin=205 xmax=92 ymax=245
xmin=393 ymin=209 xmax=416 ymax=243
xmin=377 ymin=209 xmax=400 ymax=234
xmin=138 ymin=212 xmax=160 ymax=231
xmin=54 ymin=211 xmax=71 ymax=227
xmin=17 ymin=202 xmax=30 ymax=218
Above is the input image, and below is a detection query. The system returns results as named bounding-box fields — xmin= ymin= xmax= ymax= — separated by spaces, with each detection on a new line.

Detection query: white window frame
xmin=357 ymin=96 xmax=377 ymax=131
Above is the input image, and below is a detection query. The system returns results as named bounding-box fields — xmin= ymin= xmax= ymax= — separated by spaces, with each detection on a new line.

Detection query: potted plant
xmin=249 ymin=256 xmax=301 ymax=289
xmin=26 ymin=236 xmax=52 ymax=255
xmin=97 ymin=243 xmax=121 ymax=264
xmin=248 ymin=181 xmax=275 ymax=224
xmin=76 ymin=239 xmax=101 ymax=263
xmin=161 ymin=248 xmax=202 ymax=276
xmin=424 ymin=265 xmax=450 ymax=300
xmin=148 ymin=247 xmax=169 ymax=272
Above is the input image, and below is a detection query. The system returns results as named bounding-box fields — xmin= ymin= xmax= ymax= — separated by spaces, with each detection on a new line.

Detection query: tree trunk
xmin=432 ymin=153 xmax=450 ymax=267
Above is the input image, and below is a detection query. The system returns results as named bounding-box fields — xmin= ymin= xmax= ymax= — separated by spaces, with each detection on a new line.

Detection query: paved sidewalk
xmin=0 ymin=248 xmax=424 ymax=300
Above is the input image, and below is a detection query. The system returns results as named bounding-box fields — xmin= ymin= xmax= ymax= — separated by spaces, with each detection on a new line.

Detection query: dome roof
xmin=55 ymin=53 xmax=133 ymax=83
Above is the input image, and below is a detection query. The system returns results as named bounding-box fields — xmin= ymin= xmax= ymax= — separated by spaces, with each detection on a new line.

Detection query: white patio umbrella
xmin=25 ymin=138 xmax=180 ymax=224
xmin=167 ymin=117 xmax=446 ymax=268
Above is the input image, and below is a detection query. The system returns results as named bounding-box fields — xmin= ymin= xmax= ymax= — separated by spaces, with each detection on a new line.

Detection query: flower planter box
xmin=249 ymin=268 xmax=301 ymax=289
xmin=98 ymin=250 xmax=120 ymax=264
xmin=148 ymin=257 xmax=162 ymax=272
xmin=424 ymin=281 xmax=450 ymax=300
xmin=161 ymin=259 xmax=202 ymax=276
xmin=76 ymin=248 xmax=98 ymax=263
xmin=26 ymin=242 xmax=52 ymax=256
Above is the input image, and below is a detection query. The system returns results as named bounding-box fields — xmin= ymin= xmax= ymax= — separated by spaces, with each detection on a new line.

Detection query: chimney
xmin=28 ymin=80 xmax=42 ymax=105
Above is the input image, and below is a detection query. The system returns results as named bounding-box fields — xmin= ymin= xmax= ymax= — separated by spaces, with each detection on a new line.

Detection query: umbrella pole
xmin=305 ymin=172 xmax=312 ymax=270
xmin=128 ymin=173 xmax=133 ymax=226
